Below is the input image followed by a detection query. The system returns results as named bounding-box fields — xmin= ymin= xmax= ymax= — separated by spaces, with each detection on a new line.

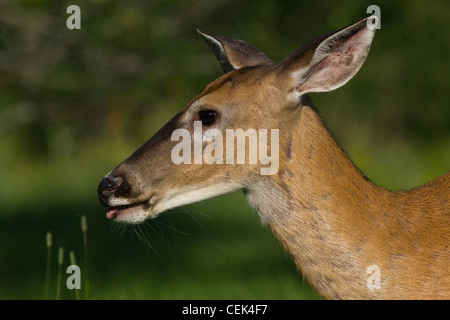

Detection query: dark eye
xmin=198 ymin=109 xmax=217 ymax=126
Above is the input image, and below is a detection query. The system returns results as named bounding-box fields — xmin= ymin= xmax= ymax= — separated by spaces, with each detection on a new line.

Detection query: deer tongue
xmin=106 ymin=208 xmax=120 ymax=220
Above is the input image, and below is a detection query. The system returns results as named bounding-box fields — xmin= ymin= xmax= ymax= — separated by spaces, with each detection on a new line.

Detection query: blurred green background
xmin=0 ymin=0 xmax=448 ymax=300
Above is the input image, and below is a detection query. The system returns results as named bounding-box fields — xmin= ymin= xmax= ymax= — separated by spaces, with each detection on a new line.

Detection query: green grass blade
xmin=44 ymin=232 xmax=52 ymax=300
xmin=56 ymin=247 xmax=64 ymax=300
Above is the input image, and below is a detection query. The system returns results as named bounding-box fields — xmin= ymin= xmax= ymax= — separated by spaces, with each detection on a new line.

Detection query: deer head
xmin=97 ymin=17 xmax=377 ymax=224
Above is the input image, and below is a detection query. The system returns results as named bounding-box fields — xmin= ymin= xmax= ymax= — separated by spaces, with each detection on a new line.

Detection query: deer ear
xmin=280 ymin=17 xmax=377 ymax=97
xmin=197 ymin=29 xmax=273 ymax=73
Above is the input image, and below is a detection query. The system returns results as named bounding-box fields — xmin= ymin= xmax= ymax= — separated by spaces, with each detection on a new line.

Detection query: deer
xmin=97 ymin=16 xmax=450 ymax=299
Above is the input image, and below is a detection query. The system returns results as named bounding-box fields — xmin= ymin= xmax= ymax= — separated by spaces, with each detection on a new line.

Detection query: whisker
xmin=155 ymin=220 xmax=190 ymax=236
xmin=183 ymin=209 xmax=227 ymax=256
xmin=143 ymin=220 xmax=174 ymax=262
xmin=131 ymin=223 xmax=167 ymax=264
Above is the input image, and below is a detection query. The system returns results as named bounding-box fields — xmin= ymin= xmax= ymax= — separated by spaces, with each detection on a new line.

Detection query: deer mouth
xmin=106 ymin=201 xmax=150 ymax=221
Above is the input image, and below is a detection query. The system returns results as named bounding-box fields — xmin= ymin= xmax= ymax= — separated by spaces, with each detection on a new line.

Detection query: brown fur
xmin=247 ymin=105 xmax=450 ymax=299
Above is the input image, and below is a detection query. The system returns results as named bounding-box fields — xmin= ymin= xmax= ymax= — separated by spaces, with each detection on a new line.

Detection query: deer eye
xmin=198 ymin=109 xmax=217 ymax=126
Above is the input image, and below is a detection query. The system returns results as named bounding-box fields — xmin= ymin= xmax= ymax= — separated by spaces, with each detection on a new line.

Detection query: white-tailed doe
xmin=98 ymin=17 xmax=449 ymax=299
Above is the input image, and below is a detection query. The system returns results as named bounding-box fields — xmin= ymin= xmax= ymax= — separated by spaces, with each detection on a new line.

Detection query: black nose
xmin=97 ymin=176 xmax=123 ymax=206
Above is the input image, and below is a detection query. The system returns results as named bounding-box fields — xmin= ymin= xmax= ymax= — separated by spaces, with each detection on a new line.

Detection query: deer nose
xmin=98 ymin=176 xmax=123 ymax=205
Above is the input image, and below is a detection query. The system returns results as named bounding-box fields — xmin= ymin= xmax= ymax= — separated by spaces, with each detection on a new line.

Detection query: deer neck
xmin=245 ymin=103 xmax=390 ymax=299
